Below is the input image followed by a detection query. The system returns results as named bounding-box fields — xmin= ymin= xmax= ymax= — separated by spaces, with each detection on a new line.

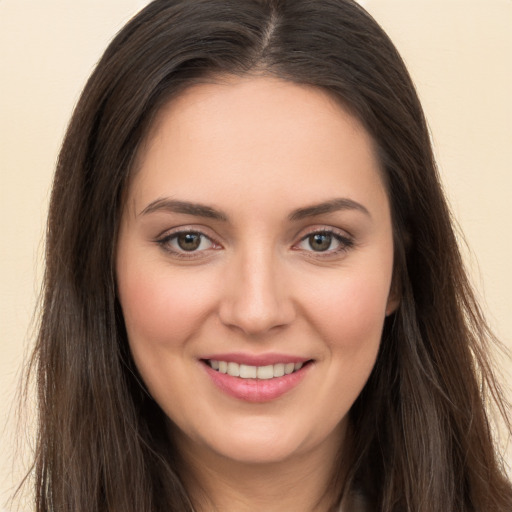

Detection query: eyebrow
xmin=139 ymin=199 xmax=228 ymax=221
xmin=288 ymin=198 xmax=371 ymax=221
xmin=139 ymin=197 xmax=370 ymax=222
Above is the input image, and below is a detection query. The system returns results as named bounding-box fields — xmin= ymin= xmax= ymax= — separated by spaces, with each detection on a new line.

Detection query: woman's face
xmin=116 ymin=76 xmax=397 ymax=466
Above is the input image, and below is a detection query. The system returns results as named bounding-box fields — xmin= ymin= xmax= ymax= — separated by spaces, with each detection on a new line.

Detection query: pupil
xmin=310 ymin=233 xmax=331 ymax=251
xmin=178 ymin=233 xmax=201 ymax=251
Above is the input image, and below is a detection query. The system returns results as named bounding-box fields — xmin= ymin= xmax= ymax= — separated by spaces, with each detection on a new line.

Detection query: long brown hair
xmin=27 ymin=0 xmax=511 ymax=510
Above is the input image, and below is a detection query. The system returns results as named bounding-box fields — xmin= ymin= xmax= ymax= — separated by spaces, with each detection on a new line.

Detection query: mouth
xmin=201 ymin=357 xmax=313 ymax=402
xmin=204 ymin=359 xmax=310 ymax=379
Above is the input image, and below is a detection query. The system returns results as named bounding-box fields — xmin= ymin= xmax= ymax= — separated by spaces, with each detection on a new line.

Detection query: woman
xmin=28 ymin=0 xmax=512 ymax=510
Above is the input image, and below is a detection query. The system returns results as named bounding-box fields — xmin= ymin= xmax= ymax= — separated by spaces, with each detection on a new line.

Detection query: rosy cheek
xmin=308 ymin=272 xmax=390 ymax=351
xmin=117 ymin=258 xmax=214 ymax=347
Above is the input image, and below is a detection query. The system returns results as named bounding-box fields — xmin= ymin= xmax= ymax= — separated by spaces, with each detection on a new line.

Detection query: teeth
xmin=273 ymin=363 xmax=285 ymax=377
xmin=208 ymin=360 xmax=306 ymax=379
xmin=257 ymin=365 xmax=274 ymax=380
xmin=239 ymin=364 xmax=257 ymax=378
xmin=227 ymin=362 xmax=240 ymax=377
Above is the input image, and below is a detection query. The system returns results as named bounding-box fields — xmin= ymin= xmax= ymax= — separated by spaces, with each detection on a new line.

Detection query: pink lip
xmin=201 ymin=359 xmax=313 ymax=403
xmin=201 ymin=352 xmax=309 ymax=366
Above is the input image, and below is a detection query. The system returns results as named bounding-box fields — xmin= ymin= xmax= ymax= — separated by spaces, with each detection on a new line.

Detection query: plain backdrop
xmin=1 ymin=1 xmax=511 ymax=509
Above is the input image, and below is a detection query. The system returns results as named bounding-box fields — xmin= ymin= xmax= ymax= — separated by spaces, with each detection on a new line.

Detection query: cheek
xmin=301 ymin=259 xmax=392 ymax=375
xmin=116 ymin=255 xmax=215 ymax=347
xmin=289 ymin=263 xmax=392 ymax=436
xmin=312 ymin=271 xmax=390 ymax=337
xmin=116 ymin=257 xmax=216 ymax=410
xmin=330 ymin=286 xmax=385 ymax=382
xmin=322 ymin=276 xmax=389 ymax=408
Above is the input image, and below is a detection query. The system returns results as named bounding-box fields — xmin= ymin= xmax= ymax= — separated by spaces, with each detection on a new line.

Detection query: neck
xmin=174 ymin=422 xmax=349 ymax=512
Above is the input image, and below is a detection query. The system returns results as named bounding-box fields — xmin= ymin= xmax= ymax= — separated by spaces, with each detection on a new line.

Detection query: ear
xmin=385 ymin=273 xmax=401 ymax=316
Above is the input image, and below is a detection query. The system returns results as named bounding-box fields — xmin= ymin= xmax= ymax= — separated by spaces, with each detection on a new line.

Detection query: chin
xmin=177 ymin=414 xmax=347 ymax=468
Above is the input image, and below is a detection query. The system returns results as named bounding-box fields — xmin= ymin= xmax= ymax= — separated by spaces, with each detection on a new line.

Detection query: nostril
xmin=217 ymin=294 xmax=296 ymax=336
xmin=216 ymin=257 xmax=296 ymax=335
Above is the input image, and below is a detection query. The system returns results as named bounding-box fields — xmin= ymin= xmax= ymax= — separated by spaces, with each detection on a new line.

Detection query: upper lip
xmin=201 ymin=352 xmax=311 ymax=366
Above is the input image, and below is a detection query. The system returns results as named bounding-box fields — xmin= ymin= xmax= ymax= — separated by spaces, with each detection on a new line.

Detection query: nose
xmin=218 ymin=248 xmax=296 ymax=337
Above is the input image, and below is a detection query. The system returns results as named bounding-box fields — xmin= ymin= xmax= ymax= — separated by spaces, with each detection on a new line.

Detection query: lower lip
xmin=202 ymin=361 xmax=312 ymax=403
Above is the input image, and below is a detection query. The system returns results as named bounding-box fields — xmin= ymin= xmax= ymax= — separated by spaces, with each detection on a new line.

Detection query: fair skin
xmin=116 ymin=76 xmax=397 ymax=512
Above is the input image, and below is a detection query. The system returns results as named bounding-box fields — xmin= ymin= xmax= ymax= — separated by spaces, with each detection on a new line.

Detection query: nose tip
xmin=218 ymin=255 xmax=295 ymax=336
xmin=219 ymin=289 xmax=293 ymax=336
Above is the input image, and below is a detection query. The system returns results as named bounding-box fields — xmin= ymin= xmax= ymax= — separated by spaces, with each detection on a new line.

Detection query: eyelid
xmin=155 ymin=226 xmax=223 ymax=258
xmin=153 ymin=224 xmax=355 ymax=259
xmin=293 ymin=226 xmax=355 ymax=255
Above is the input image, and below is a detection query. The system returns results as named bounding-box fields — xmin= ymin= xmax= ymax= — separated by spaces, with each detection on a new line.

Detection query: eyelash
xmin=155 ymin=228 xmax=354 ymax=259
xmin=295 ymin=229 xmax=355 ymax=256
xmin=156 ymin=229 xmax=219 ymax=259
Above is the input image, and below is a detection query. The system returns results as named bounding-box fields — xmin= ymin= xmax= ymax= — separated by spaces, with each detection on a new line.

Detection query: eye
xmin=174 ymin=232 xmax=209 ymax=251
xmin=296 ymin=230 xmax=354 ymax=254
xmin=157 ymin=230 xmax=216 ymax=255
xmin=304 ymin=232 xmax=334 ymax=252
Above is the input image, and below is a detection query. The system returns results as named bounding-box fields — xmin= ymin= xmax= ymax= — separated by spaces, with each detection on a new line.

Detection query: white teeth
xmin=227 ymin=362 xmax=240 ymax=377
xmin=273 ymin=363 xmax=285 ymax=377
xmin=284 ymin=363 xmax=295 ymax=375
xmin=239 ymin=364 xmax=257 ymax=378
xmin=208 ymin=360 xmax=306 ymax=379
xmin=257 ymin=365 xmax=274 ymax=380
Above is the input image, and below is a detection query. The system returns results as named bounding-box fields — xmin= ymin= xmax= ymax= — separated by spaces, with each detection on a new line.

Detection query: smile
xmin=206 ymin=360 xmax=304 ymax=379
xmin=202 ymin=358 xmax=313 ymax=402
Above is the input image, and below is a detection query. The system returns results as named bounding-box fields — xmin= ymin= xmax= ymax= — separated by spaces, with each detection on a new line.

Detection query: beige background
xmin=1 ymin=1 xmax=511 ymax=509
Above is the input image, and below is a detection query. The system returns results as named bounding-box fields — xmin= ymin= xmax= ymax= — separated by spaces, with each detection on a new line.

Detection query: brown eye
xmin=308 ymin=233 xmax=333 ymax=252
xmin=296 ymin=230 xmax=354 ymax=256
xmin=177 ymin=232 xmax=202 ymax=251
xmin=157 ymin=230 xmax=217 ymax=258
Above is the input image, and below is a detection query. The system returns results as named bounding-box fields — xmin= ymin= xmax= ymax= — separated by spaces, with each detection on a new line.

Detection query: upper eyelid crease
xmin=300 ymin=228 xmax=352 ymax=240
xmin=155 ymin=226 xmax=353 ymax=248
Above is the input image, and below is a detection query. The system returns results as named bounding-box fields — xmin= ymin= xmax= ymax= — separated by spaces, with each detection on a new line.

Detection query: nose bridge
xmin=219 ymin=243 xmax=294 ymax=335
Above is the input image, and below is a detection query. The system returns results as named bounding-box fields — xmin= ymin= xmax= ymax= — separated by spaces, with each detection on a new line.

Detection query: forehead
xmin=127 ymin=75 xmax=388 ymax=219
